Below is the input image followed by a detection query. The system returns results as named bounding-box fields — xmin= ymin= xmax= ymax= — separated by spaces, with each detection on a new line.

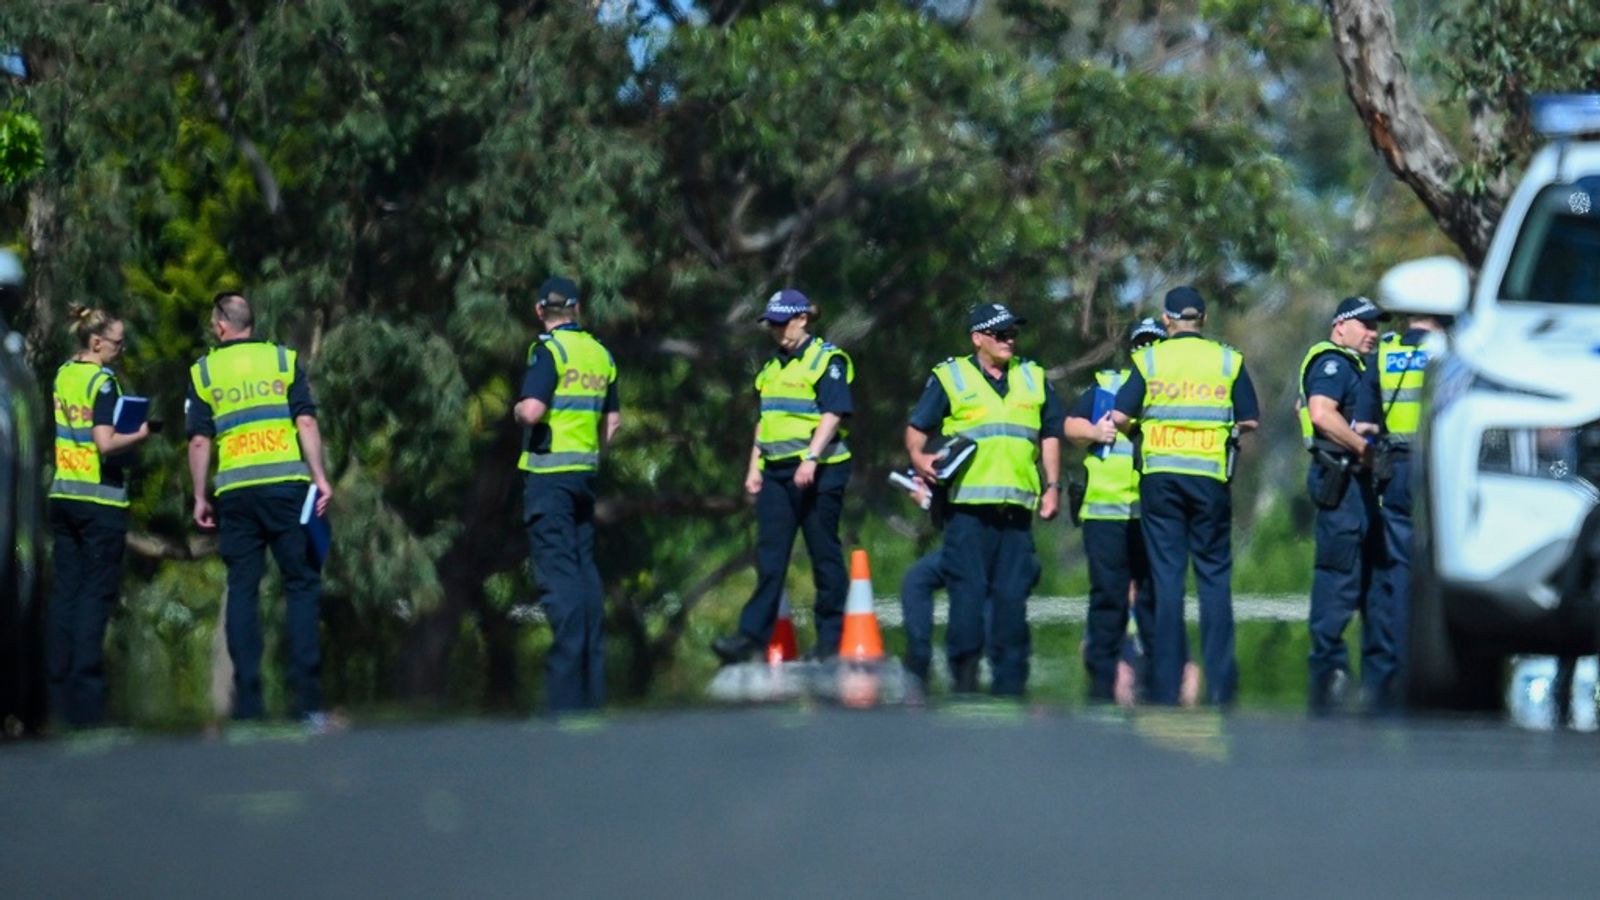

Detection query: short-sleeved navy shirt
xmin=1302 ymin=345 xmax=1364 ymax=421
xmin=1112 ymin=334 xmax=1260 ymax=422
xmin=86 ymin=367 xmax=119 ymax=428
xmin=907 ymin=355 xmax=1065 ymax=436
xmin=757 ymin=337 xmax=853 ymax=417
xmin=519 ymin=324 xmax=621 ymax=457
xmin=185 ymin=339 xmax=317 ymax=438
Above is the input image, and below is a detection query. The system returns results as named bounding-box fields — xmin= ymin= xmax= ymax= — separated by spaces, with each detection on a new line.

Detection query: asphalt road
xmin=3 ymin=707 xmax=1598 ymax=899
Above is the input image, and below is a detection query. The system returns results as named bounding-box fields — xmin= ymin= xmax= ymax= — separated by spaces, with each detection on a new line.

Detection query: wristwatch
xmin=1044 ymin=481 xmax=1062 ymax=491
xmin=802 ymin=450 xmax=819 ymax=462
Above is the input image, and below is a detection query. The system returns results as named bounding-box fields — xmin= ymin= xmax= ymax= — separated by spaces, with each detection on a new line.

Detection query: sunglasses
xmin=982 ymin=329 xmax=1019 ymax=342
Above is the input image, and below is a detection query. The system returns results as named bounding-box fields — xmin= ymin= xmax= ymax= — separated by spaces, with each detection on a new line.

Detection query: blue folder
xmin=300 ymin=485 xmax=331 ymax=569
xmin=1090 ymin=387 xmax=1116 ymax=460
xmin=112 ymin=395 xmax=149 ymax=434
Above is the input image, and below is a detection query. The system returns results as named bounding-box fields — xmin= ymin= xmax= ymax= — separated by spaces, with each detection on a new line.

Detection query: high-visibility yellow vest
xmin=933 ymin=355 xmax=1044 ymax=508
xmin=1297 ymin=341 xmax=1366 ymax=447
xmin=191 ymin=342 xmax=310 ymax=494
xmin=1376 ymin=331 xmax=1427 ymax=439
xmin=1082 ymin=368 xmax=1140 ymax=520
xmin=49 ymin=361 xmax=128 ymax=508
xmin=520 ymin=328 xmax=617 ymax=474
xmin=754 ymin=336 xmax=853 ymax=465
xmin=1132 ymin=337 xmax=1240 ymax=481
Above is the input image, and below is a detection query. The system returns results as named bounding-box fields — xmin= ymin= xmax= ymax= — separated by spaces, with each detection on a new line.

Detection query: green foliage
xmin=1 ymin=0 xmax=1473 ymax=722
xmin=1432 ymin=0 xmax=1600 ymax=195
xmin=0 ymin=106 xmax=44 ymax=185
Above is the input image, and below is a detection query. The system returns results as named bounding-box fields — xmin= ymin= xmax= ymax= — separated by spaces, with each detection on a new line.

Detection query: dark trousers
xmin=737 ymin=461 xmax=850 ymax=654
xmin=47 ymin=500 xmax=127 ymax=728
xmin=1375 ymin=455 xmax=1413 ymax=709
xmin=899 ymin=549 xmax=945 ymax=683
xmin=1083 ymin=518 xmax=1155 ymax=701
xmin=218 ymin=482 xmax=323 ymax=720
xmin=1139 ymin=473 xmax=1237 ymax=706
xmin=941 ymin=505 xmax=1039 ymax=696
xmin=525 ymin=473 xmax=605 ymax=713
xmin=1306 ymin=463 xmax=1388 ymax=711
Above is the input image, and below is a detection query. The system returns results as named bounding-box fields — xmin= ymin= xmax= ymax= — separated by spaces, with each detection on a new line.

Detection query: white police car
xmin=1379 ymin=95 xmax=1600 ymax=710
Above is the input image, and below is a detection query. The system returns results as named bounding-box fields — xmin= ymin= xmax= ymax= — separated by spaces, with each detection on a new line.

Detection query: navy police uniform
xmin=1112 ymin=288 xmax=1259 ymax=706
xmin=1300 ymin=301 xmax=1393 ymax=712
xmin=899 ymin=548 xmax=945 ymax=684
xmin=185 ymin=339 xmax=323 ymax=720
xmin=1358 ymin=327 xmax=1433 ymax=708
xmin=908 ymin=311 xmax=1062 ymax=694
xmin=1067 ymin=383 xmax=1156 ymax=701
xmin=47 ymin=362 xmax=129 ymax=727
xmin=519 ymin=319 xmax=620 ymax=712
xmin=737 ymin=342 xmax=852 ymax=653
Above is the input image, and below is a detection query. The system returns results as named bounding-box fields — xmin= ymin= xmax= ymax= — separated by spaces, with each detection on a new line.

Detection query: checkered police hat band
xmin=972 ymin=312 xmax=1015 ymax=332
xmin=1332 ymin=301 xmax=1379 ymax=324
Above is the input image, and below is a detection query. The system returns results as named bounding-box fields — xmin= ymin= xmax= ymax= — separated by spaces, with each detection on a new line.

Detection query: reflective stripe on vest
xmin=520 ymin=328 xmax=617 ymax=474
xmin=754 ymin=336 xmax=854 ymax=464
xmin=1296 ymin=341 xmax=1366 ymax=447
xmin=934 ymin=356 xmax=1044 ymax=509
xmin=1377 ymin=331 xmax=1427 ymax=439
xmin=49 ymin=361 xmax=129 ymax=508
xmin=1082 ymin=368 xmax=1139 ymax=521
xmin=191 ymin=342 xmax=309 ymax=494
xmin=1133 ymin=338 xmax=1239 ymax=482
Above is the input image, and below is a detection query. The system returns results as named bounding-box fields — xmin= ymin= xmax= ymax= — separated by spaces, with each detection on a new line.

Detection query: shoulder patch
xmin=828 ymin=361 xmax=844 ymax=380
xmin=98 ymin=380 xmax=113 ymax=394
xmin=1322 ymin=359 xmax=1341 ymax=376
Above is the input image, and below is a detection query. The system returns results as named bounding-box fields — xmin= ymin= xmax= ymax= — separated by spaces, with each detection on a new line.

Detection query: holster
xmin=1371 ymin=436 xmax=1405 ymax=484
xmin=1311 ymin=449 xmax=1352 ymax=510
xmin=1066 ymin=477 xmax=1087 ymax=527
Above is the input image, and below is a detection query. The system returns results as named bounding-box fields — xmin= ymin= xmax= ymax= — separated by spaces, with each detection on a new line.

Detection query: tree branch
xmin=200 ymin=64 xmax=283 ymax=216
xmin=1323 ymin=0 xmax=1499 ymax=265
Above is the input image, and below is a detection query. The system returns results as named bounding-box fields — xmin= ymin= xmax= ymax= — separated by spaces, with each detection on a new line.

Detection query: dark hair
xmin=66 ymin=303 xmax=118 ymax=350
xmin=211 ymin=291 xmax=254 ymax=330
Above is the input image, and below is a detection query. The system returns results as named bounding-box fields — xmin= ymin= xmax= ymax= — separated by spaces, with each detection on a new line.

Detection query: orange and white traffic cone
xmin=838 ymin=549 xmax=885 ymax=662
xmin=767 ymin=592 xmax=799 ymax=665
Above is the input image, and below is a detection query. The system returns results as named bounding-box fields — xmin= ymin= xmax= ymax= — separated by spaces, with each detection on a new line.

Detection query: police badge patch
xmin=1323 ymin=360 xmax=1339 ymax=376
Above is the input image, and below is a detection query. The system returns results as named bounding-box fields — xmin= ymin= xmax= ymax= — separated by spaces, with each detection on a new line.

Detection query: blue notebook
xmin=112 ymin=395 xmax=149 ymax=434
xmin=1090 ymin=387 xmax=1116 ymax=459
xmin=300 ymin=485 xmax=331 ymax=569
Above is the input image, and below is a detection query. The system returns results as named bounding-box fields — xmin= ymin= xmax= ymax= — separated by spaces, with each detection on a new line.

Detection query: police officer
xmin=1112 ymin=287 xmax=1259 ymax=706
xmin=188 ymin=292 xmax=334 ymax=727
xmin=905 ymin=303 xmax=1063 ymax=695
xmin=1299 ymin=295 xmax=1389 ymax=712
xmin=713 ymin=289 xmax=854 ymax=664
xmin=1064 ymin=317 xmax=1164 ymax=702
xmin=514 ymin=276 xmax=621 ymax=712
xmin=47 ymin=304 xmax=151 ymax=728
xmin=1361 ymin=309 xmax=1445 ymax=709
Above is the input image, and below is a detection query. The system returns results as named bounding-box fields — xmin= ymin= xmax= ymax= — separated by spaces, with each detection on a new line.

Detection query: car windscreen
xmin=1499 ymin=178 xmax=1600 ymax=305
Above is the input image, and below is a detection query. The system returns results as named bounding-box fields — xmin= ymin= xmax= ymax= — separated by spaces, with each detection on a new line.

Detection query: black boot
xmin=951 ymin=657 xmax=981 ymax=694
xmin=712 ymin=633 xmax=762 ymax=665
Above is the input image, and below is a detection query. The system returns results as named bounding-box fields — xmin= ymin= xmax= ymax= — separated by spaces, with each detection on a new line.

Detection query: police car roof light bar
xmin=1531 ymin=94 xmax=1600 ymax=139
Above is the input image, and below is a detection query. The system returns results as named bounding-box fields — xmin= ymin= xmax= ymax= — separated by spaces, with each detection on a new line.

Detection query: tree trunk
xmin=22 ymin=179 xmax=58 ymax=368
xmin=1323 ymin=0 xmax=1501 ymax=266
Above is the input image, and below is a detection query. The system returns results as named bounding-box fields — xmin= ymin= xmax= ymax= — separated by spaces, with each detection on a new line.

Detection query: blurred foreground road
xmin=3 ymin=708 xmax=1598 ymax=898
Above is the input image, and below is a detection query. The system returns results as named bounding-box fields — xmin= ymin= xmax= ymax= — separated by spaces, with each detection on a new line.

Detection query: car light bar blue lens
xmin=1532 ymin=94 xmax=1600 ymax=137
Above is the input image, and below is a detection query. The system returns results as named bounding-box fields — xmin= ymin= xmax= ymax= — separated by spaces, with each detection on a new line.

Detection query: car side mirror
xmin=1377 ymin=256 xmax=1470 ymax=318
